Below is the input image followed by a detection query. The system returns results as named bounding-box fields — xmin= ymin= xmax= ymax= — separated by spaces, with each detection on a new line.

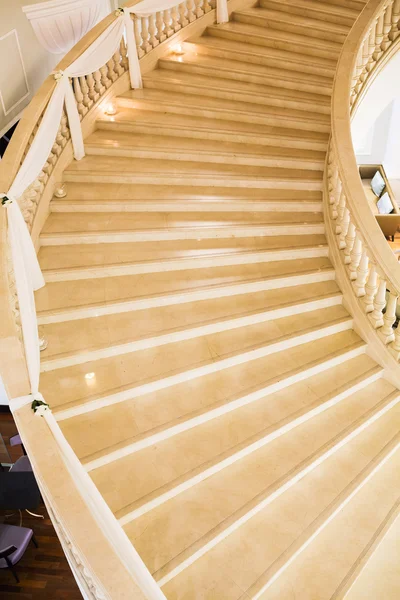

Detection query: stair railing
xmin=326 ymin=0 xmax=400 ymax=363
xmin=0 ymin=0 xmax=230 ymax=597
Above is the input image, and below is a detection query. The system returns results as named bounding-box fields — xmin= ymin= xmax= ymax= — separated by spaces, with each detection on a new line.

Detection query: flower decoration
xmin=31 ymin=394 xmax=50 ymax=416
xmin=0 ymin=194 xmax=12 ymax=207
xmin=115 ymin=7 xmax=123 ymax=15
xmin=53 ymin=70 xmax=64 ymax=81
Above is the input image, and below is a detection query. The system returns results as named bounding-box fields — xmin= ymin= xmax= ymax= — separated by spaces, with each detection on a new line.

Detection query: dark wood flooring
xmin=0 ymin=409 xmax=81 ymax=599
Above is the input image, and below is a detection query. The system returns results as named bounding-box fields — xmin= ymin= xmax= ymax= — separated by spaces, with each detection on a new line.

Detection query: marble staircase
xmin=35 ymin=0 xmax=400 ymax=597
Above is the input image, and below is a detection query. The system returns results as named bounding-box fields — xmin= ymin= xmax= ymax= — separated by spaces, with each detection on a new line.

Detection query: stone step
xmin=186 ymin=35 xmax=337 ymax=78
xmin=142 ymin=68 xmax=331 ymax=116
xmin=158 ymin=384 xmax=400 ymax=598
xmin=59 ymin=330 xmax=365 ymax=468
xmin=158 ymin=53 xmax=333 ymax=97
xmin=233 ymin=7 xmax=349 ymax=44
xmin=46 ymin=305 xmax=352 ymax=421
xmin=36 ymin=257 xmax=336 ymax=325
xmin=259 ymin=0 xmax=359 ymax=27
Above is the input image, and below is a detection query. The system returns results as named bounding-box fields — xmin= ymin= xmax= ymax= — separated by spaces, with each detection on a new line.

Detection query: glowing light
xmin=54 ymin=183 xmax=67 ymax=198
xmin=104 ymin=99 xmax=117 ymax=115
xmin=85 ymin=372 xmax=95 ymax=380
xmin=171 ymin=43 xmax=184 ymax=55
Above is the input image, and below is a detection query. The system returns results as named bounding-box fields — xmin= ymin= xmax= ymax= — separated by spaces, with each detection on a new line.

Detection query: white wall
xmin=352 ymin=50 xmax=400 ymax=176
xmin=0 ymin=375 xmax=9 ymax=405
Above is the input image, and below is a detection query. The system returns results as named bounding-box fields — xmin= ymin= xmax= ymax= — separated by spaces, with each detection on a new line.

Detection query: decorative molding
xmin=0 ymin=30 xmax=30 ymax=116
xmin=22 ymin=0 xmax=111 ymax=55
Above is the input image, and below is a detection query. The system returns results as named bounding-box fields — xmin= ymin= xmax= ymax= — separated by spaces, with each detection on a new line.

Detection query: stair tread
xmin=51 ymin=183 xmax=323 ymax=202
xmin=60 ymin=327 xmax=364 ymax=464
xmin=117 ymin=88 xmax=331 ymax=123
xmin=39 ymin=277 xmax=336 ymax=364
xmin=42 ymin=300 xmax=349 ymax=413
xmin=260 ymin=0 xmax=360 ymax=20
xmin=36 ymin=257 xmax=334 ymax=315
xmin=143 ymin=69 xmax=332 ymax=107
xmin=42 ymin=211 xmax=324 ymax=236
xmin=235 ymin=6 xmax=350 ymax=34
xmin=39 ymin=234 xmax=327 ymax=271
xmin=98 ymin=108 xmax=329 ymax=140
xmin=159 ymin=53 xmax=333 ymax=91
xmin=189 ymin=34 xmax=337 ymax=72
xmin=158 ymin=383 xmax=400 ymax=598
xmin=211 ymin=20 xmax=342 ymax=50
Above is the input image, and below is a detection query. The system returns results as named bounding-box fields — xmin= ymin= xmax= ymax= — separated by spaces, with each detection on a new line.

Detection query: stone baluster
xmin=194 ymin=0 xmax=204 ymax=17
xmin=113 ymin=50 xmax=124 ymax=77
xmin=86 ymin=73 xmax=99 ymax=103
xmin=171 ymin=6 xmax=182 ymax=31
xmin=390 ymin=322 xmax=400 ymax=360
xmin=61 ymin=110 xmax=70 ymax=141
xmin=349 ymin=232 xmax=363 ymax=279
xmin=344 ymin=221 xmax=356 ymax=264
xmin=373 ymin=13 xmax=385 ymax=60
xmin=336 ymin=192 xmax=347 ymax=234
xmin=364 ymin=263 xmax=378 ymax=313
xmin=79 ymin=76 xmax=91 ymax=110
xmin=120 ymin=38 xmax=128 ymax=70
xmin=164 ymin=9 xmax=174 ymax=37
xmin=179 ymin=2 xmax=189 ymax=26
xmin=369 ymin=276 xmax=386 ymax=328
xmin=141 ymin=17 xmax=152 ymax=53
xmin=380 ymin=290 xmax=398 ymax=343
xmin=155 ymin=12 xmax=167 ymax=42
xmin=381 ymin=3 xmax=394 ymax=50
xmin=73 ymin=77 xmax=86 ymax=118
xmin=366 ymin=20 xmax=378 ymax=71
xmin=148 ymin=15 xmax=159 ymax=47
xmin=203 ymin=0 xmax=211 ymax=13
xmin=93 ymin=69 xmax=105 ymax=95
xmin=106 ymin=56 xmax=118 ymax=82
xmin=100 ymin=64 xmax=111 ymax=89
xmin=186 ymin=0 xmax=196 ymax=21
xmin=354 ymin=248 xmax=369 ymax=297
xmin=390 ymin=0 xmax=400 ymax=39
xmin=134 ymin=17 xmax=145 ymax=57
xmin=331 ymin=177 xmax=342 ymax=221
xmin=338 ymin=207 xmax=350 ymax=249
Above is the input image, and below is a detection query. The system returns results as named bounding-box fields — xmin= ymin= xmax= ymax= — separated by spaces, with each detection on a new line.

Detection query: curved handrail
xmin=327 ymin=0 xmax=400 ymax=357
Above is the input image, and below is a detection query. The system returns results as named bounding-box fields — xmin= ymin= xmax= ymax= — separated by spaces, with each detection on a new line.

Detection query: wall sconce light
xmin=171 ymin=43 xmax=184 ymax=55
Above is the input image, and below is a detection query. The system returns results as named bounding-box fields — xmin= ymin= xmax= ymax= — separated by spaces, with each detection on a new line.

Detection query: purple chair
xmin=0 ymin=523 xmax=38 ymax=582
xmin=9 ymin=434 xmax=26 ymax=456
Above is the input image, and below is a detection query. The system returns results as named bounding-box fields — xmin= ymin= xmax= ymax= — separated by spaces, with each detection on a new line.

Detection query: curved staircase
xmin=34 ymin=0 xmax=400 ymax=597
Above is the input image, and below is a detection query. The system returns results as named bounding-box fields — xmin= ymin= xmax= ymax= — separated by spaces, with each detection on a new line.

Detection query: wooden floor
xmin=0 ymin=410 xmax=81 ymax=599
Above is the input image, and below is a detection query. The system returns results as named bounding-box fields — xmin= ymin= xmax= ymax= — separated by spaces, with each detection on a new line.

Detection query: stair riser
xmin=116 ymin=96 xmax=330 ymax=129
xmin=232 ymin=12 xmax=347 ymax=44
xmin=157 ymin=382 xmax=398 ymax=589
xmin=143 ymin=77 xmax=331 ymax=116
xmin=322 ymin=0 xmax=366 ymax=11
xmin=42 ymin=246 xmax=329 ymax=283
xmin=42 ymin=292 xmax=340 ymax=373
xmin=259 ymin=0 xmax=356 ymax=27
xmin=85 ymin=145 xmax=325 ymax=171
xmin=86 ymin=121 xmax=329 ymax=151
xmin=187 ymin=40 xmax=336 ymax=78
xmin=207 ymin=26 xmax=340 ymax=60
xmin=40 ymin=224 xmax=325 ymax=246
xmin=159 ymin=60 xmax=332 ymax=98
xmin=50 ymin=200 xmax=323 ymax=213
xmin=55 ymin=317 xmax=353 ymax=422
xmin=38 ymin=270 xmax=336 ymax=325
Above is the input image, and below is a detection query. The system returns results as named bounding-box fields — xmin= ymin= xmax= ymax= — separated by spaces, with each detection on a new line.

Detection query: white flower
xmin=35 ymin=404 xmax=49 ymax=417
xmin=53 ymin=70 xmax=64 ymax=81
xmin=1 ymin=194 xmax=13 ymax=207
xmin=114 ymin=7 xmax=123 ymax=15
